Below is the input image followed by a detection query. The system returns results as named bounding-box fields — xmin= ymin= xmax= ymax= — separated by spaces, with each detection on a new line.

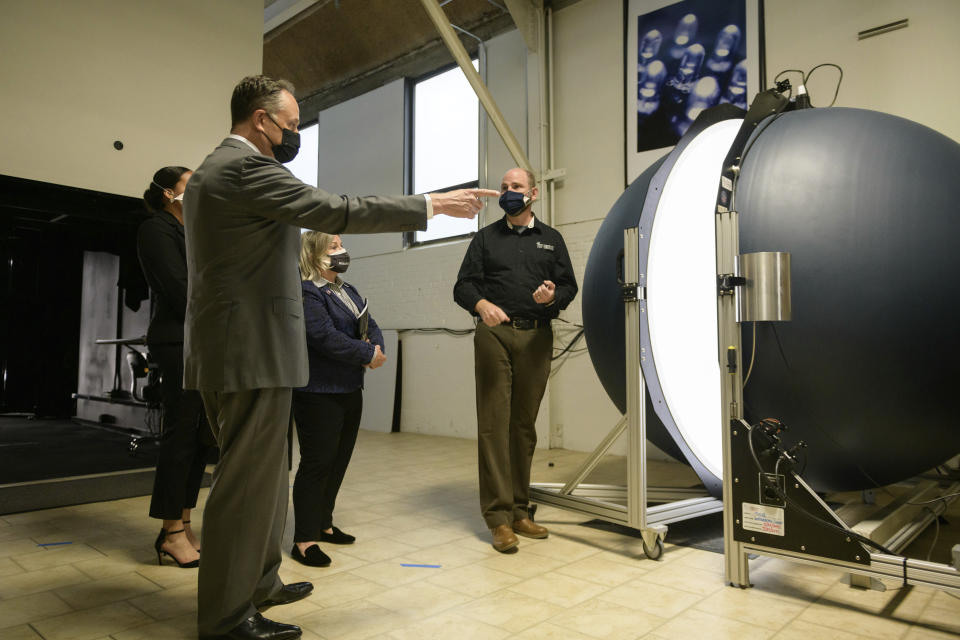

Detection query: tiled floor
xmin=1 ymin=430 xmax=958 ymax=640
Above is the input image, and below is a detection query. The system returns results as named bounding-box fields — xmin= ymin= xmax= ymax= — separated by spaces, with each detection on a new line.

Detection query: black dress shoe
xmin=318 ymin=526 xmax=355 ymax=545
xmin=259 ymin=581 xmax=314 ymax=608
xmin=291 ymin=543 xmax=331 ymax=567
xmin=200 ymin=613 xmax=301 ymax=640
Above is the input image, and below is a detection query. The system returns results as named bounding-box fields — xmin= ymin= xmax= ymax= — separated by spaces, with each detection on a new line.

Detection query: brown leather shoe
xmin=512 ymin=518 xmax=548 ymax=539
xmin=491 ymin=524 xmax=519 ymax=552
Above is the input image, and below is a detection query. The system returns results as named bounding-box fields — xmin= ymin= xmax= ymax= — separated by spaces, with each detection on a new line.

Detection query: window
xmin=288 ymin=123 xmax=318 ymax=235
xmin=408 ymin=61 xmax=480 ymax=245
xmin=286 ymin=122 xmax=319 ymax=187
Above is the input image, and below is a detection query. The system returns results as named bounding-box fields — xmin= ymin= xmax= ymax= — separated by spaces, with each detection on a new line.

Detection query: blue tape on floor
xmin=37 ymin=541 xmax=73 ymax=547
xmin=400 ymin=563 xmax=441 ymax=568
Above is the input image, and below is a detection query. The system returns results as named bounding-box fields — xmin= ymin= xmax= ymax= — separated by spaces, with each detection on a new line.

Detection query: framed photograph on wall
xmin=625 ymin=0 xmax=764 ymax=183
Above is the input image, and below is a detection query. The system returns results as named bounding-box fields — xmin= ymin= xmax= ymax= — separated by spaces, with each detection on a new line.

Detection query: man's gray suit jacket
xmin=182 ymin=137 xmax=426 ymax=392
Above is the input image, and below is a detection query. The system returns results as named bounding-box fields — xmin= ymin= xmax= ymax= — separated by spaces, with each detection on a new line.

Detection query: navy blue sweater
xmin=296 ymin=279 xmax=384 ymax=394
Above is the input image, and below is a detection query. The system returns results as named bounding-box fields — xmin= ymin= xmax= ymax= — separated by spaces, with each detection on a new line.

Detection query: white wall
xmin=310 ymin=0 xmax=960 ymax=459
xmin=0 ymin=0 xmax=263 ymax=197
xmin=764 ymin=0 xmax=960 ymax=143
xmin=548 ymin=0 xmax=632 ymax=454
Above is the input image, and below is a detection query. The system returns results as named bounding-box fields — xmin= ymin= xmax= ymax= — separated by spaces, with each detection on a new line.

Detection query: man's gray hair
xmin=230 ymin=75 xmax=296 ymax=127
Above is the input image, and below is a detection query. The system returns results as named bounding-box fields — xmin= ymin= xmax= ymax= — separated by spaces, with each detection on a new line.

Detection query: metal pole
xmin=623 ymin=228 xmax=645 ymax=530
xmin=418 ymin=0 xmax=534 ymax=174
xmin=717 ymin=210 xmax=750 ymax=586
xmin=546 ymin=6 xmax=556 ymax=226
xmin=560 ymin=416 xmax=628 ymax=495
xmin=537 ymin=5 xmax=549 ymax=223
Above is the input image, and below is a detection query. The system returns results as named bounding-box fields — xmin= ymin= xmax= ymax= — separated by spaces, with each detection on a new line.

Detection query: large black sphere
xmin=737 ymin=107 xmax=960 ymax=491
xmin=584 ymin=106 xmax=960 ymax=493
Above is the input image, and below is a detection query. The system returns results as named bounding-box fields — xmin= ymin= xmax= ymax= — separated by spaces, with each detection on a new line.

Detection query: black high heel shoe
xmin=154 ymin=528 xmax=200 ymax=568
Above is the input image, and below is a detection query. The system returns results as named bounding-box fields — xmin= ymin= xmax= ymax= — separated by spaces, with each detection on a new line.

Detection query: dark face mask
xmin=328 ymin=250 xmax=350 ymax=273
xmin=265 ymin=113 xmax=300 ymax=163
xmin=499 ymin=190 xmax=532 ymax=216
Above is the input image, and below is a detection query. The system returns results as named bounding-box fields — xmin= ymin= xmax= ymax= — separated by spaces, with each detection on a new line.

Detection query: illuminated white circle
xmin=645 ymin=118 xmax=741 ymax=481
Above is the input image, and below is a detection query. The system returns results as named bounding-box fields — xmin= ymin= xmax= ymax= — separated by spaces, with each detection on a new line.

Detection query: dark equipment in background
xmin=87 ymin=336 xmax=163 ymax=453
xmin=584 ymin=79 xmax=960 ymax=494
xmin=0 ymin=174 xmax=146 ymax=418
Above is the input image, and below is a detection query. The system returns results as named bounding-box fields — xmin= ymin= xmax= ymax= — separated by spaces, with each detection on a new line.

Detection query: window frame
xmin=285 ymin=118 xmax=320 ymax=188
xmin=403 ymin=59 xmax=482 ymax=248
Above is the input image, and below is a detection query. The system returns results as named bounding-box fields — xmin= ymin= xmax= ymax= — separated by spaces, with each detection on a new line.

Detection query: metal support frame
xmin=421 ymin=0 xmax=565 ymax=226
xmin=419 ymin=0 xmax=533 ymax=174
xmin=531 ymin=227 xmax=722 ymax=559
xmin=842 ymin=473 xmax=960 ymax=589
xmin=716 ymin=205 xmax=960 ymax=595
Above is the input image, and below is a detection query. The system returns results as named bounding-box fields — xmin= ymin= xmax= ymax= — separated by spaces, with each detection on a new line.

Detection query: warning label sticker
xmin=742 ymin=502 xmax=785 ymax=537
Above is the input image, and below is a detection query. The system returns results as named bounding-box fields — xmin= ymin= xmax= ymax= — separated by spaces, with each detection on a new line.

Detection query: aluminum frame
xmin=716 ymin=195 xmax=960 ymax=595
xmin=530 ymin=227 xmax=722 ymax=556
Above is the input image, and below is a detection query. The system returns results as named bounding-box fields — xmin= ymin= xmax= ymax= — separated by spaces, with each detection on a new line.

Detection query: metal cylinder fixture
xmin=739 ymin=252 xmax=791 ymax=321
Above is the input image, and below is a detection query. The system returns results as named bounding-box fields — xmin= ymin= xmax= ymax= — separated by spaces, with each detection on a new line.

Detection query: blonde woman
xmin=290 ymin=232 xmax=385 ymax=567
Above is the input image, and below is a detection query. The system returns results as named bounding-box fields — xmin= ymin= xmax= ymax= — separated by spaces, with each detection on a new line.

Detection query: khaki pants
xmin=474 ymin=322 xmax=552 ymax=529
xmin=197 ymin=388 xmax=291 ymax=636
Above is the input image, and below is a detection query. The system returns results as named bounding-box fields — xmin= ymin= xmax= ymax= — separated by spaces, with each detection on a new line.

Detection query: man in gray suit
xmin=185 ymin=75 xmax=497 ymax=640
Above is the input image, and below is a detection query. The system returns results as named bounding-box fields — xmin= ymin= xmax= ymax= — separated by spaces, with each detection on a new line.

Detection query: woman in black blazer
xmin=138 ymin=166 xmax=213 ymax=568
xmin=291 ymin=232 xmax=386 ymax=567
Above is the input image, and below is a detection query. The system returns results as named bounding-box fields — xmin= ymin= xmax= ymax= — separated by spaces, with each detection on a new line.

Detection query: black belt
xmin=502 ymin=318 xmax=547 ymax=330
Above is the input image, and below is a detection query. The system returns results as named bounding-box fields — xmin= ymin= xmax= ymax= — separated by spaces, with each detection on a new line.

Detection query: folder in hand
xmin=357 ymin=299 xmax=370 ymax=341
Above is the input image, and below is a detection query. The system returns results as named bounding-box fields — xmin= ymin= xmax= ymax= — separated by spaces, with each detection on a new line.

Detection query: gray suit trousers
xmin=197 ymin=388 xmax=291 ymax=635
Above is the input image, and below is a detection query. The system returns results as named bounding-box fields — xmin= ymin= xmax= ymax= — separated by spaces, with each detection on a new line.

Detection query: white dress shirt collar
xmin=227 ymin=134 xmax=260 ymax=154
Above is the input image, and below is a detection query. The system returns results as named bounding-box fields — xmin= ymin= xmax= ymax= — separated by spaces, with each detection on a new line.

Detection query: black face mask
xmin=328 ymin=250 xmax=350 ymax=273
xmin=499 ymin=190 xmax=532 ymax=216
xmin=265 ymin=114 xmax=300 ymax=163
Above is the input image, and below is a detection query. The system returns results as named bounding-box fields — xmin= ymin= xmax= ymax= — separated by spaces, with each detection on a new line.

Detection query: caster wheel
xmin=642 ymin=537 xmax=664 ymax=560
xmin=527 ymin=504 xmax=538 ymax=521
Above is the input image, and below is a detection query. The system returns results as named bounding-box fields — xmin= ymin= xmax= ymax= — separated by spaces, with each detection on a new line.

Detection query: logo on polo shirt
xmin=536 ymin=241 xmax=554 ymax=251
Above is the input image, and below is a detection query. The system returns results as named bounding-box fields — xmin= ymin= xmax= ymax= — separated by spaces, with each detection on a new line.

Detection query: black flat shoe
xmin=291 ymin=543 xmax=331 ymax=567
xmin=199 ymin=612 xmax=301 ymax=640
xmin=259 ymin=581 xmax=314 ymax=609
xmin=318 ymin=526 xmax=355 ymax=545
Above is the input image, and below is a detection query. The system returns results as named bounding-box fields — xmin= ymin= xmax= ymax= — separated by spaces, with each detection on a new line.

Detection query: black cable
xmin=396 ymin=327 xmax=475 ymax=336
xmin=923 ymin=507 xmax=941 ymax=561
xmin=746 ymin=424 xmax=896 ymax=556
xmin=768 ymin=323 xmax=791 ymax=371
xmin=774 ymin=69 xmax=805 ymax=99
xmin=394 ymin=319 xmax=584 ymax=344
xmin=905 ymin=492 xmax=960 ymax=506
xmin=850 ymin=462 xmax=959 ymax=509
xmin=552 ymin=329 xmax=585 ymax=361
xmin=743 ymin=322 xmax=757 ymax=388
xmin=805 ymin=63 xmax=843 ymax=107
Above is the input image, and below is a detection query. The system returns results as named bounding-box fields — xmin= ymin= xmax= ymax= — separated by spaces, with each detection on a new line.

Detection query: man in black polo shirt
xmin=454 ymin=167 xmax=578 ymax=552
